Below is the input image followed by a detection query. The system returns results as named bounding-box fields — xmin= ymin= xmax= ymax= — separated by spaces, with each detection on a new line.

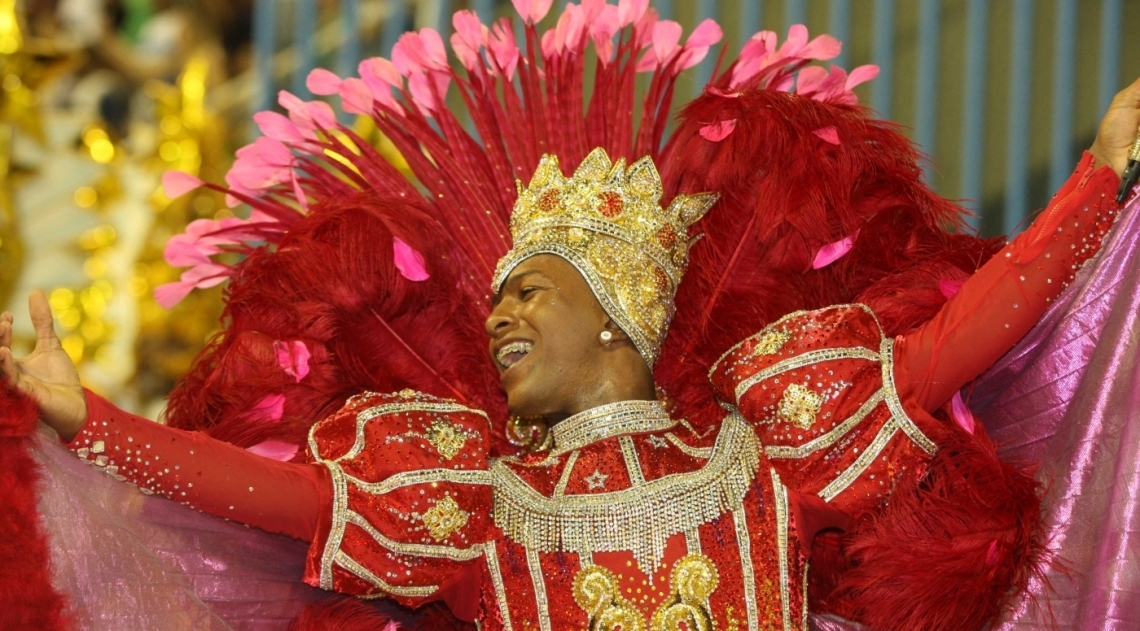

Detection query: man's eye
xmin=520 ymin=287 xmax=538 ymax=299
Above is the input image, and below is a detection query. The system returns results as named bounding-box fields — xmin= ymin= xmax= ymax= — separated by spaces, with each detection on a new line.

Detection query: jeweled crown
xmin=492 ymin=148 xmax=718 ymax=366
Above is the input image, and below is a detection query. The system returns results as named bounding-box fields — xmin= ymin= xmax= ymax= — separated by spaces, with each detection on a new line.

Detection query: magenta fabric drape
xmin=971 ymin=194 xmax=1140 ymax=630
xmin=33 ymin=427 xmax=412 ymax=630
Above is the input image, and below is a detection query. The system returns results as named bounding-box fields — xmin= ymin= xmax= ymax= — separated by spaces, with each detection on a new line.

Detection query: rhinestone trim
xmin=551 ymin=399 xmax=675 ymax=455
xmin=492 ymin=414 xmax=760 ymax=574
xmin=334 ymin=551 xmax=437 ymax=598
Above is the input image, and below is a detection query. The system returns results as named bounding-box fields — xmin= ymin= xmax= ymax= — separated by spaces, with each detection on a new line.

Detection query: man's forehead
xmin=507 ymin=255 xmax=567 ymax=283
xmin=492 ymin=266 xmax=550 ymax=304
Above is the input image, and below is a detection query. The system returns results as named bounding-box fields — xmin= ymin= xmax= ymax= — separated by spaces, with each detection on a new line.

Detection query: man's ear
xmin=602 ymin=318 xmax=631 ymax=343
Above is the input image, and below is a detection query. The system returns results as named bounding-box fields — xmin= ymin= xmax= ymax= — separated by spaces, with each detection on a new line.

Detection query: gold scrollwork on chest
xmin=573 ymin=554 xmax=720 ymax=631
xmin=574 ymin=565 xmax=646 ymax=631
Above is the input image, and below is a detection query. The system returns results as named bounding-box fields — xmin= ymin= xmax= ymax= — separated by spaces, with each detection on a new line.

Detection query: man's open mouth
xmin=496 ymin=341 xmax=533 ymax=370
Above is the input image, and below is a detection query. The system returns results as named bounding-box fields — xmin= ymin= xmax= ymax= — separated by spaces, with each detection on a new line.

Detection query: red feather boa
xmin=0 ymin=386 xmax=71 ymax=630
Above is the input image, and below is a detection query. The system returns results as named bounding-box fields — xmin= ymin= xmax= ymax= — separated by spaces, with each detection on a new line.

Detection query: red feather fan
xmin=823 ymin=422 xmax=1049 ymax=631
xmin=164 ymin=193 xmax=508 ymax=454
xmin=657 ymin=88 xmax=1002 ymax=431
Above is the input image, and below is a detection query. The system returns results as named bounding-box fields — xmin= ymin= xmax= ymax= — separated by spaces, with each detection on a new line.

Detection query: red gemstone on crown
xmin=598 ymin=191 xmax=624 ymax=217
xmin=538 ymin=189 xmax=561 ymax=213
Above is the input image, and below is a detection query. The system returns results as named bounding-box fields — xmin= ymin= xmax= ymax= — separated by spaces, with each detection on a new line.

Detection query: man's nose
xmin=485 ymin=304 xmax=514 ymax=336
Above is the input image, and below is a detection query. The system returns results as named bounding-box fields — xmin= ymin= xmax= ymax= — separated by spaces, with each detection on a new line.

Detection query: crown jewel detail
xmin=492 ymin=148 xmax=718 ymax=366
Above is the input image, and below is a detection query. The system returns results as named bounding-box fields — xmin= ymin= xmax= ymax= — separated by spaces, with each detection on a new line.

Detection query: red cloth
xmin=71 ymin=152 xmax=1119 ymax=570
xmin=897 ymin=152 xmax=1120 ymax=412
xmin=73 ymin=390 xmax=327 ymax=542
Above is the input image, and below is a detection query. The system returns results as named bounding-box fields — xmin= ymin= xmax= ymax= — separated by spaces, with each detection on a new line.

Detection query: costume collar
xmin=550 ymin=399 xmax=675 ymax=454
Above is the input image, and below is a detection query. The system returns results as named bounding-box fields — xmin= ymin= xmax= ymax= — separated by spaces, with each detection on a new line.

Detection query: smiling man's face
xmin=486 ymin=254 xmax=616 ymax=419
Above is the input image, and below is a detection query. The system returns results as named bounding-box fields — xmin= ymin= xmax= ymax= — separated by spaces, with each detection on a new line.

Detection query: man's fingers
xmin=0 ymin=318 xmax=10 ymax=350
xmin=28 ymin=290 xmax=62 ymax=352
xmin=0 ymin=347 xmax=18 ymax=387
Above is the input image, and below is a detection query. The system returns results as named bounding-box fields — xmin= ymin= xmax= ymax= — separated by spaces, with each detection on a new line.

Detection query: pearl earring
xmin=599 ymin=330 xmax=614 ymax=344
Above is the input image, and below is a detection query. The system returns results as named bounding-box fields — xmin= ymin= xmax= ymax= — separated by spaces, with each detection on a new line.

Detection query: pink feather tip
xmin=699 ymin=119 xmax=737 ymax=142
xmin=939 ymin=277 xmax=965 ymax=299
xmin=306 ymin=68 xmax=343 ymax=96
xmin=246 ymin=439 xmax=299 ymax=462
xmin=393 ymin=237 xmax=430 ymax=281
xmin=273 ymin=340 xmax=311 ymax=382
xmin=812 ymin=230 xmax=859 ymax=269
xmin=248 ymin=394 xmax=285 ymax=423
xmin=162 ymin=171 xmax=204 ymax=199
xmin=950 ymin=390 xmax=977 ymax=435
xmin=812 ymin=126 xmax=840 ymax=145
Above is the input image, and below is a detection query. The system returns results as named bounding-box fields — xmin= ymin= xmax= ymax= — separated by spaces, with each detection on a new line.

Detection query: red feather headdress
xmin=156 ymin=0 xmax=905 ymax=451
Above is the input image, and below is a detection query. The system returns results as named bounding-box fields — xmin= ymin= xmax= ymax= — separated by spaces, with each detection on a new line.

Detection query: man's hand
xmin=0 ymin=290 xmax=88 ymax=440
xmin=1091 ymin=76 xmax=1140 ymax=177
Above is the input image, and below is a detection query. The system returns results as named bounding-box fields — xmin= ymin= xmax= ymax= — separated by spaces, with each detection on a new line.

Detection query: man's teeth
xmin=497 ymin=342 xmax=533 ymax=367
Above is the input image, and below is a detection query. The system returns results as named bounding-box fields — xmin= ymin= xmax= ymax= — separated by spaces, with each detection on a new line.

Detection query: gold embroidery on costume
xmin=492 ymin=414 xmax=760 ymax=574
xmin=731 ymin=507 xmax=760 ymax=631
xmin=334 ymin=551 xmax=438 ymax=598
xmin=319 ymin=461 xmax=351 ymax=590
xmin=419 ymin=496 xmax=469 ymax=541
xmin=483 ymin=543 xmax=515 ymax=631
xmin=751 ymin=328 xmax=792 ymax=356
xmin=584 ymin=469 xmax=610 ymax=490
xmin=665 ymin=433 xmax=714 ymax=459
xmin=776 ymin=384 xmax=823 ymax=429
xmin=649 ymin=555 xmax=719 ymax=631
xmin=345 ymin=512 xmax=482 ymax=561
xmin=620 ymin=436 xmax=646 ymax=486
xmin=349 ymin=468 xmax=492 ymax=495
xmin=573 ymin=555 xmax=720 ymax=631
xmin=880 ymin=338 xmax=938 ymax=454
xmin=391 ymin=418 xmax=477 ymax=460
xmin=574 ymin=565 xmax=646 ymax=631
xmin=552 ymin=400 xmax=675 ymax=455
xmin=308 ymin=396 xmax=488 ymax=463
xmin=730 ymin=347 xmax=879 ymax=404
xmin=527 ymin=547 xmax=553 ymax=631
xmin=771 ymin=469 xmax=793 ymax=631
xmin=818 ymin=418 xmax=898 ymax=501
xmin=553 ymin=450 xmax=580 ymax=496
xmin=764 ymin=392 xmax=884 ymax=460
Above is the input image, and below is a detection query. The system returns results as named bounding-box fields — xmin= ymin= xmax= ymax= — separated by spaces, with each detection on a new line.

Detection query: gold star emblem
xmin=584 ymin=469 xmax=608 ymax=490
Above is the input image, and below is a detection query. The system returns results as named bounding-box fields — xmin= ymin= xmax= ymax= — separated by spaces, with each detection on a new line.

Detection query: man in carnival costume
xmin=3 ymin=1 xmax=1140 ymax=629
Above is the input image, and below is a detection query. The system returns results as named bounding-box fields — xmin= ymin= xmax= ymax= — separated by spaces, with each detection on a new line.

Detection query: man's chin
xmin=504 ymin=384 xmax=547 ymax=419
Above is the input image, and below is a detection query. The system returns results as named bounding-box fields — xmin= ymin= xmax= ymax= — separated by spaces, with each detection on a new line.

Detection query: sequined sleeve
xmin=69 ymin=389 xmax=326 ymax=542
xmin=896 ymin=151 xmax=1121 ymax=412
xmin=709 ymin=305 xmax=939 ymax=519
xmin=302 ymin=390 xmax=493 ymax=612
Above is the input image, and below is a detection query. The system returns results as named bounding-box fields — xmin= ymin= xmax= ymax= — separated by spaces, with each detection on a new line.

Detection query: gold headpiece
xmin=492 ymin=148 xmax=718 ymax=366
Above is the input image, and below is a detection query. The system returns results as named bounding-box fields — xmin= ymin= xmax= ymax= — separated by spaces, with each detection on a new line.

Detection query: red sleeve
xmin=69 ymin=389 xmax=328 ymax=542
xmin=896 ymin=152 xmax=1121 ymax=412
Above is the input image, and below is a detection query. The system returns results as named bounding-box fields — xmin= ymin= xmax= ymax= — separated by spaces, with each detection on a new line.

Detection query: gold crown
xmin=492 ymin=148 xmax=718 ymax=366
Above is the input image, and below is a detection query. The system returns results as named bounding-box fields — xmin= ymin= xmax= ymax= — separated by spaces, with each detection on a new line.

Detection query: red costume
xmin=68 ymin=153 xmax=1118 ymax=630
